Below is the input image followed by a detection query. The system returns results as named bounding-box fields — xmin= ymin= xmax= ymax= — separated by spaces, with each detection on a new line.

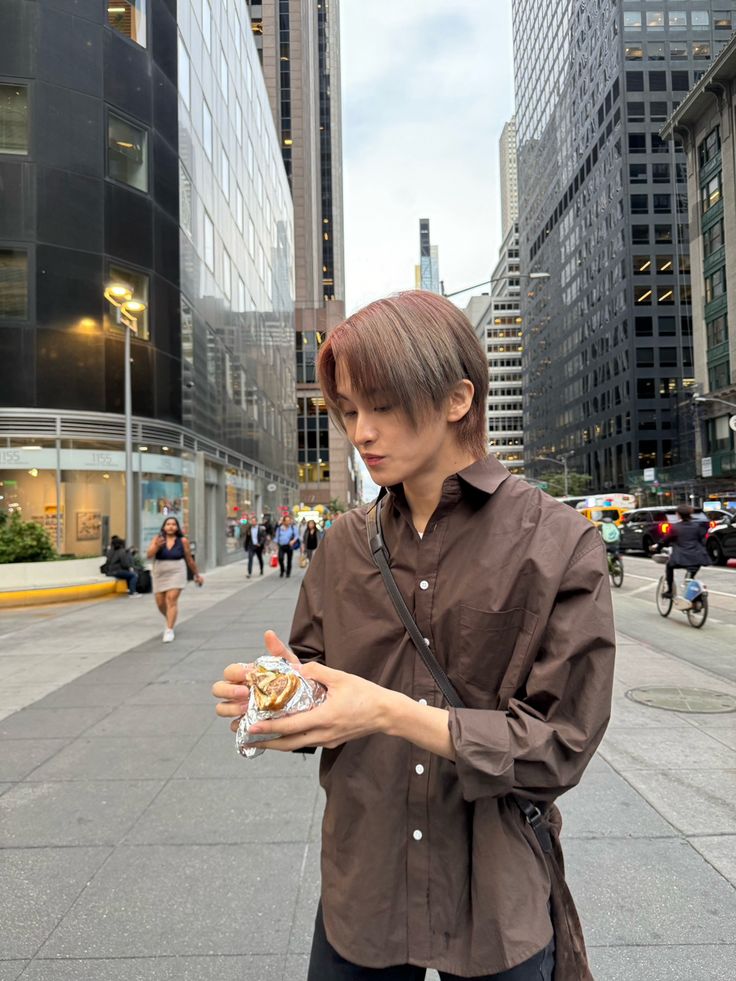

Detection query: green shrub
xmin=0 ymin=512 xmax=57 ymax=563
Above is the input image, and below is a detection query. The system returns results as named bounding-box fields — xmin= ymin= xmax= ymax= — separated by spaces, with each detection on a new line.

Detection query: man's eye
xmin=374 ymin=405 xmax=392 ymax=413
xmin=343 ymin=410 xmax=357 ymax=418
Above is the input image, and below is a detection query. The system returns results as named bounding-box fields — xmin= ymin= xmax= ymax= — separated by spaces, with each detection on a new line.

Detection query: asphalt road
xmin=611 ymin=553 xmax=736 ymax=682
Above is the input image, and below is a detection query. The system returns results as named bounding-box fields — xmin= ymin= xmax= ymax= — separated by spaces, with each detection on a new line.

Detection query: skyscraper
xmin=499 ymin=117 xmax=519 ymax=238
xmin=414 ymin=219 xmax=441 ymax=294
xmin=0 ymin=0 xmax=296 ymax=565
xmin=248 ymin=0 xmax=357 ymax=509
xmin=512 ymin=2 xmax=725 ymax=493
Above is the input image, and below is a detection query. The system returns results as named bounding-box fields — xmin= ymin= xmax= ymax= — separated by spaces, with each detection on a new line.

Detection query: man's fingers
xmin=212 ymin=680 xmax=251 ymax=701
xmin=222 ymin=662 xmax=254 ymax=683
xmin=264 ymin=629 xmax=301 ymax=666
xmin=216 ymin=701 xmax=248 ymax=718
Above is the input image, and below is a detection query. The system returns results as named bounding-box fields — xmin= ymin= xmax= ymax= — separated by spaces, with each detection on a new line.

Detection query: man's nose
xmin=354 ymin=412 xmax=377 ymax=445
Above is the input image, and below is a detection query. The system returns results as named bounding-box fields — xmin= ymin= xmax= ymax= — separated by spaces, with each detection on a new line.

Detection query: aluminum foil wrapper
xmin=235 ymin=654 xmax=327 ymax=759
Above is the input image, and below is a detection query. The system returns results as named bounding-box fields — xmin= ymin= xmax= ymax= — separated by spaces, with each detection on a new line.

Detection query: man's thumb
xmin=263 ymin=629 xmax=301 ymax=666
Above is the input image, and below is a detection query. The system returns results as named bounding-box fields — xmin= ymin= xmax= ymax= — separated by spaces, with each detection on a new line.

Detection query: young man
xmin=243 ymin=515 xmax=267 ymax=578
xmin=213 ymin=291 xmax=615 ymax=980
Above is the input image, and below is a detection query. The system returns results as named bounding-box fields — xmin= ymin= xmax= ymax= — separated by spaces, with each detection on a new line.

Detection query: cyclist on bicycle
xmin=653 ymin=503 xmax=711 ymax=599
xmin=600 ymin=515 xmax=621 ymax=556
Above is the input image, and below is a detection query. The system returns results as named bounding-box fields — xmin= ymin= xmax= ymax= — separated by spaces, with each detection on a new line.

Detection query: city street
xmin=1 ymin=555 xmax=736 ymax=980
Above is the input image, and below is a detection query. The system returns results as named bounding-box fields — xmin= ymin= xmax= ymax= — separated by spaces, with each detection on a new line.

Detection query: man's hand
xmin=243 ymin=659 xmax=393 ymax=751
xmin=212 ymin=629 xmax=302 ymax=720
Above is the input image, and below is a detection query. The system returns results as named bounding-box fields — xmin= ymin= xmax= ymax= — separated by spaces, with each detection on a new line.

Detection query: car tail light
xmin=709 ymin=519 xmax=718 ymax=529
xmin=659 ymin=521 xmax=670 ymax=535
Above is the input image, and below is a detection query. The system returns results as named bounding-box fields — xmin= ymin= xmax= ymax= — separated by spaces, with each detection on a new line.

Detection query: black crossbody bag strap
xmin=366 ymin=494 xmax=552 ymax=855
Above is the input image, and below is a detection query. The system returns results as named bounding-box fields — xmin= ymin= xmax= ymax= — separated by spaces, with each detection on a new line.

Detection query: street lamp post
xmin=535 ymin=454 xmax=571 ymax=497
xmin=103 ymin=283 xmax=147 ymax=547
xmin=441 ymin=271 xmax=550 ymax=300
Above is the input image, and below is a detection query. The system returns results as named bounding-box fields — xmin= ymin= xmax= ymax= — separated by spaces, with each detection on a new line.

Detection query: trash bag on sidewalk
xmin=136 ymin=569 xmax=152 ymax=594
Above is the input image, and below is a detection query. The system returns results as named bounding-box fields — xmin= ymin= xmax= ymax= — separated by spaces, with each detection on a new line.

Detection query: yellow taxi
xmin=578 ymin=505 xmax=631 ymax=528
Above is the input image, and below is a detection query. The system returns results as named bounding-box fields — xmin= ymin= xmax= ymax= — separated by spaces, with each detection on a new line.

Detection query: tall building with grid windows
xmin=499 ymin=117 xmax=519 ymax=238
xmin=248 ymin=0 xmax=357 ymax=509
xmin=0 ymin=0 xmax=296 ymax=567
xmin=512 ymin=2 xmax=733 ymax=494
xmin=414 ymin=219 xmax=441 ymax=294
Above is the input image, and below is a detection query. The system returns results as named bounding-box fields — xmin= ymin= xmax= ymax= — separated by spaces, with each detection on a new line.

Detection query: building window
xmin=0 ymin=248 xmax=28 ymax=320
xmin=705 ymin=267 xmax=727 ymax=304
xmin=635 ymin=317 xmax=653 ymax=336
xmin=203 ymin=211 xmax=214 ymax=271
xmin=669 ymin=43 xmax=688 ymax=61
xmin=0 ymin=84 xmax=28 ymax=155
xmin=179 ymin=162 xmax=192 ymax=236
xmin=698 ymin=127 xmax=721 ymax=168
xmin=709 ymin=361 xmax=731 ymax=390
xmin=636 ymin=348 xmax=654 ymax=367
xmin=653 ymin=194 xmax=670 ymax=214
xmin=235 ymin=185 xmax=244 ymax=232
xmin=635 ymin=286 xmax=653 ymax=305
xmin=219 ymin=49 xmax=229 ymax=104
xmin=221 ymin=149 xmax=230 ymax=200
xmin=648 ymin=43 xmax=666 ymax=61
xmin=691 ymin=11 xmax=710 ymax=29
xmin=693 ymin=42 xmax=711 ymax=61
xmin=202 ymin=100 xmax=213 ymax=160
xmin=668 ymin=11 xmax=687 ymax=30
xmin=714 ymin=11 xmax=733 ymax=30
xmin=202 ymin=0 xmax=211 ymax=50
xmin=105 ymin=263 xmax=149 ymax=339
xmin=627 ymin=102 xmax=645 ymax=122
xmin=654 ymin=225 xmax=673 ymax=244
xmin=657 ymin=286 xmax=675 ymax=305
xmin=650 ymin=103 xmax=668 ymax=123
xmin=107 ymin=114 xmax=148 ymax=192
xmin=671 ymin=71 xmax=690 ymax=91
xmin=633 ymin=255 xmax=652 ymax=275
xmin=630 ymin=194 xmax=648 ymax=214
xmin=701 ymin=173 xmax=722 ymax=214
xmin=234 ymin=98 xmax=243 ymax=145
xmin=623 ymin=12 xmax=642 ymax=29
xmin=625 ymin=43 xmax=643 ymax=60
xmin=178 ymin=35 xmax=190 ymax=110
xmin=630 ymin=162 xmax=647 ymax=183
xmin=629 ymin=133 xmax=646 ymax=154
xmin=703 ymin=219 xmax=724 ymax=259
xmin=656 ymin=255 xmax=674 ymax=274
xmin=649 ymin=72 xmax=667 ymax=92
xmin=706 ymin=314 xmax=728 ymax=348
xmin=659 ymin=316 xmax=676 ymax=336
xmin=651 ymin=163 xmax=669 ymax=183
xmin=646 ymin=10 xmax=664 ymax=29
xmin=107 ymin=0 xmax=147 ymax=47
xmin=659 ymin=348 xmax=678 ymax=368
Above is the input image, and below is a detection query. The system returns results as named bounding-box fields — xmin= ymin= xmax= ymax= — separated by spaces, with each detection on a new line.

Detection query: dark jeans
xmin=307 ymin=904 xmax=554 ymax=981
xmin=666 ymin=560 xmax=699 ymax=592
xmin=247 ymin=546 xmax=264 ymax=575
xmin=278 ymin=544 xmax=294 ymax=577
xmin=114 ymin=570 xmax=138 ymax=595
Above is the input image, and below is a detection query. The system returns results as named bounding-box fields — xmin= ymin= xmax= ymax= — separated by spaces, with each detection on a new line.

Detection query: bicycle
xmin=653 ymin=553 xmax=708 ymax=628
xmin=607 ymin=551 xmax=624 ymax=588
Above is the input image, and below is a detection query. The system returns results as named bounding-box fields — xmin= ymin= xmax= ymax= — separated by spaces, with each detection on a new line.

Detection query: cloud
xmin=340 ymin=1 xmax=515 ymax=313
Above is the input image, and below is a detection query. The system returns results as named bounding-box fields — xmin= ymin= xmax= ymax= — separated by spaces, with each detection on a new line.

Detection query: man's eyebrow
xmin=335 ymin=392 xmax=352 ymax=401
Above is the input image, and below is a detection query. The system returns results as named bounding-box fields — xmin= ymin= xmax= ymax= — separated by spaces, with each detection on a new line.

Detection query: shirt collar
xmin=385 ymin=455 xmax=511 ymax=521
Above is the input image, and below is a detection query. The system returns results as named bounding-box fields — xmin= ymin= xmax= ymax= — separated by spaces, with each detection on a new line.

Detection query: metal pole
xmin=563 ymin=457 xmax=569 ymax=497
xmin=124 ymin=323 xmax=133 ymax=546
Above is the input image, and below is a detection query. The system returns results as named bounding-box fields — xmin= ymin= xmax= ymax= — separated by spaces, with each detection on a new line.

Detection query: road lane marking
xmin=624 ymin=572 xmax=736 ymax=598
xmin=625 ymin=582 xmax=658 ymax=596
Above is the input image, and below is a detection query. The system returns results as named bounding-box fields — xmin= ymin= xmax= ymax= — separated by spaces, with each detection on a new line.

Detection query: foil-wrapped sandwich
xmin=236 ymin=654 xmax=327 ymax=758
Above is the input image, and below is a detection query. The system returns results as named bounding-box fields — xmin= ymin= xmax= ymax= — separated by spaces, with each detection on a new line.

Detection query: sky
xmin=340 ymin=0 xmax=515 ymax=314
xmin=338 ymin=1 xmax=516 ymax=499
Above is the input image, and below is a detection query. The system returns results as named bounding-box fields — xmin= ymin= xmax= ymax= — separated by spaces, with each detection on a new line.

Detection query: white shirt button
xmin=419 ymin=579 xmax=429 ymax=590
xmin=423 ymin=637 xmax=430 ymax=646
xmin=412 ymin=829 xmax=423 ymax=841
xmin=415 ymin=763 xmax=425 ymax=775
xmin=417 ymin=698 xmax=428 ymax=706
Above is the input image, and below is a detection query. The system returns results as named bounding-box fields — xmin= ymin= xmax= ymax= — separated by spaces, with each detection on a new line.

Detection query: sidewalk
xmin=1 ymin=567 xmax=735 ymax=980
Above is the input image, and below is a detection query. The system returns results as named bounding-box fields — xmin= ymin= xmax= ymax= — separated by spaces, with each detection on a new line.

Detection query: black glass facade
xmin=512 ymin=1 xmax=732 ymax=491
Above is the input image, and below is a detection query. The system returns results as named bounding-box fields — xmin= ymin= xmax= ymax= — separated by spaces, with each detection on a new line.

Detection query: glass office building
xmin=512 ymin=1 xmax=734 ymax=492
xmin=0 ymin=0 xmax=295 ymax=563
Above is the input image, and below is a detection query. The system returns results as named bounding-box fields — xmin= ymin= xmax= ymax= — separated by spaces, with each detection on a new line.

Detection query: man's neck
xmin=402 ymin=450 xmax=480 ymax=535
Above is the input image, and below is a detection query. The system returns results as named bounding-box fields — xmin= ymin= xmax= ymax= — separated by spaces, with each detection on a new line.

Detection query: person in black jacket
xmin=243 ymin=517 xmax=267 ymax=578
xmin=655 ymin=504 xmax=711 ymax=598
xmin=104 ymin=535 xmax=139 ymax=596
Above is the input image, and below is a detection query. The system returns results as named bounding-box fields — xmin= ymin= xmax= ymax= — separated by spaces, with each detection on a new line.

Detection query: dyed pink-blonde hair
xmin=317 ymin=291 xmax=489 ymax=458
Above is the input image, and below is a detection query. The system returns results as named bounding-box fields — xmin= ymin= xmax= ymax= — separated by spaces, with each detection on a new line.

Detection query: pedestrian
xmin=303 ymin=518 xmax=322 ymax=565
xmin=103 ymin=535 xmax=139 ymax=596
xmin=146 ymin=516 xmax=203 ymax=642
xmin=654 ymin=503 xmax=711 ymax=598
xmin=213 ymin=291 xmax=615 ymax=981
xmin=274 ymin=514 xmax=300 ymax=578
xmin=599 ymin=514 xmax=621 ymax=556
xmin=244 ymin=514 xmax=267 ymax=578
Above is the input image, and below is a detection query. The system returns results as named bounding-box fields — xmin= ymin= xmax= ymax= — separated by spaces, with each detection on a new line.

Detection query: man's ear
xmin=446 ymin=379 xmax=474 ymax=423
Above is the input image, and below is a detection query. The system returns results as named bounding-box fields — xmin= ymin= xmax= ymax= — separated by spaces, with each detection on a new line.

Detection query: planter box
xmin=0 ymin=556 xmax=106 ymax=590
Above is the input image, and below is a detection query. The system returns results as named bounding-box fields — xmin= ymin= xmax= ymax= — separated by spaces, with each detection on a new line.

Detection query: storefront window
xmin=107 ymin=0 xmax=147 ymax=47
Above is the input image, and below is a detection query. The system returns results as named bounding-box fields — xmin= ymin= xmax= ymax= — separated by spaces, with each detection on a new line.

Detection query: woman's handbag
xmin=366 ymin=494 xmax=593 ymax=981
xmin=270 ymin=554 xmax=279 ymax=568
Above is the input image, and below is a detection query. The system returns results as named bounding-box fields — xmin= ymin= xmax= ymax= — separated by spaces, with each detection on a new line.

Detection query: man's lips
xmin=363 ymin=455 xmax=385 ymax=465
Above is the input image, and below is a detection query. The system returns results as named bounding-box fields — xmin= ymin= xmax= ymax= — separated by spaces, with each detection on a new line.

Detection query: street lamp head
xmin=528 ymin=272 xmax=551 ymax=281
xmin=104 ymin=282 xmax=133 ymax=305
xmin=122 ymin=299 xmax=146 ymax=315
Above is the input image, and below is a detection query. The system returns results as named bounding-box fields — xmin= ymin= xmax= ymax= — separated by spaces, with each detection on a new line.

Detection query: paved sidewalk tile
xmin=588 ymin=944 xmax=736 ymax=981
xmin=690 ymin=834 xmax=736 ymax=886
xmin=15 ymin=958 xmax=285 ymax=981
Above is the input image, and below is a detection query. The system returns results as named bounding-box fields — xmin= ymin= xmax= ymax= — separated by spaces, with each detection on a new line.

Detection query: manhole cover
xmin=625 ymin=687 xmax=736 ymax=714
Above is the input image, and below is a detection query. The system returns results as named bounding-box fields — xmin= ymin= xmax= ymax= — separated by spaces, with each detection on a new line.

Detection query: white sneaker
xmin=162 ymin=629 xmax=175 ymax=643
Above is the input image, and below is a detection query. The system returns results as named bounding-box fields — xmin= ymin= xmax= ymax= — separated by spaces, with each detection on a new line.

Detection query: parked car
xmin=705 ymin=513 xmax=736 ymax=565
xmin=619 ymin=507 xmax=711 ymax=554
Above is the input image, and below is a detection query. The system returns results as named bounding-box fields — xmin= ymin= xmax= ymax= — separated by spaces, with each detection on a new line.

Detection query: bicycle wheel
xmin=610 ymin=557 xmax=624 ymax=588
xmin=656 ymin=576 xmax=672 ymax=617
xmin=687 ymin=593 xmax=708 ymax=629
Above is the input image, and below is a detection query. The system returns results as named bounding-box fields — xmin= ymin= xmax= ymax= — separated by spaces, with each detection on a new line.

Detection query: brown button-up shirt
xmin=289 ymin=455 xmax=615 ymax=976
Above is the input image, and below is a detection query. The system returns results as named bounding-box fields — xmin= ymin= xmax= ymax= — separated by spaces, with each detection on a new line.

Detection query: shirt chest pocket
xmin=452 ymin=605 xmax=538 ymax=708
